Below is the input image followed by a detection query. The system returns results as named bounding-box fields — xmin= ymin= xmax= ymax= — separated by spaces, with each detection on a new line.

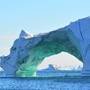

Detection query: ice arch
xmin=1 ymin=17 xmax=90 ymax=77
xmin=0 ymin=30 xmax=83 ymax=77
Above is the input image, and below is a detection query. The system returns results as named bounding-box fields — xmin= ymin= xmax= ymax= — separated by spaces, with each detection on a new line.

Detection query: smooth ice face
xmin=1 ymin=17 xmax=90 ymax=77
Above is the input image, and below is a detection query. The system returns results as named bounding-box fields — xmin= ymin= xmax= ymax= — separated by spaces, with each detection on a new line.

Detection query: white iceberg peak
xmin=19 ymin=30 xmax=33 ymax=38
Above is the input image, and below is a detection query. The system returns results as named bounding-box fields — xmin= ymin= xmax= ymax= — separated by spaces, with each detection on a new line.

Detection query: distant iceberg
xmin=40 ymin=64 xmax=56 ymax=71
xmin=38 ymin=64 xmax=83 ymax=71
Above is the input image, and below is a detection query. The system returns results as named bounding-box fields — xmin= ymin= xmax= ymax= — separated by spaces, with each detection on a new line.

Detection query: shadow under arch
xmin=16 ymin=31 xmax=83 ymax=77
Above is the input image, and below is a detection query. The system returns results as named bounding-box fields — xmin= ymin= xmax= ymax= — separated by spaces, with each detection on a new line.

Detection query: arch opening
xmin=37 ymin=52 xmax=83 ymax=70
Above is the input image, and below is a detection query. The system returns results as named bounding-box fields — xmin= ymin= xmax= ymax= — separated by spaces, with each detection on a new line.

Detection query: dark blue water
xmin=0 ymin=71 xmax=90 ymax=90
xmin=0 ymin=77 xmax=90 ymax=90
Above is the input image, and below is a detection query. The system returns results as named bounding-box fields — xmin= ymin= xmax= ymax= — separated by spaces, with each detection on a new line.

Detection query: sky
xmin=1 ymin=0 xmax=90 ymax=69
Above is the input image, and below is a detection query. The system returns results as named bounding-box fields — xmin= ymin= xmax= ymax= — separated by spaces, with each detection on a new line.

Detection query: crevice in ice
xmin=78 ymin=21 xmax=84 ymax=40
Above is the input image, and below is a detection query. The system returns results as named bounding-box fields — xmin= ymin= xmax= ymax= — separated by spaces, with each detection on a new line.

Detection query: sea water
xmin=0 ymin=71 xmax=90 ymax=90
xmin=36 ymin=70 xmax=82 ymax=77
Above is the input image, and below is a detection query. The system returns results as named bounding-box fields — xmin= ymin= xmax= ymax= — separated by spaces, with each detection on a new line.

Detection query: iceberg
xmin=0 ymin=17 xmax=90 ymax=77
xmin=41 ymin=64 xmax=56 ymax=71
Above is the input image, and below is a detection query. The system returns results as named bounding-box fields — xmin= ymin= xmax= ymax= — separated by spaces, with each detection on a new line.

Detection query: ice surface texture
xmin=1 ymin=17 xmax=90 ymax=77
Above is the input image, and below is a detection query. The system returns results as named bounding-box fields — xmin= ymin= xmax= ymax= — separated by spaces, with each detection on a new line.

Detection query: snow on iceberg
xmin=19 ymin=30 xmax=33 ymax=38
